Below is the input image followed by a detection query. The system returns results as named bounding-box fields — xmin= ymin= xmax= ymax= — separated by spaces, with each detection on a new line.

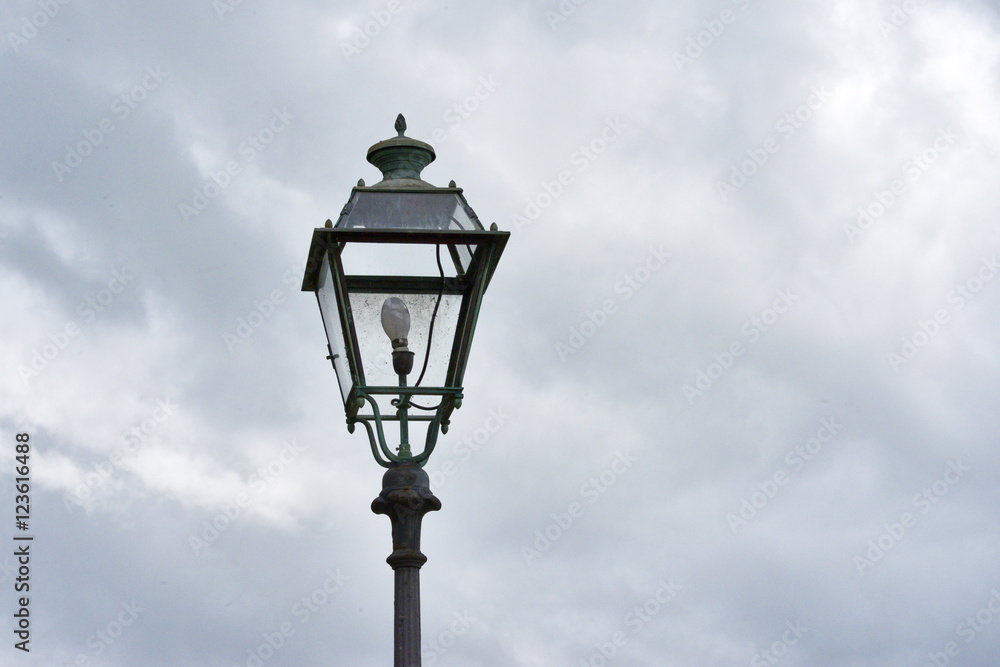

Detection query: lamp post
xmin=301 ymin=115 xmax=508 ymax=666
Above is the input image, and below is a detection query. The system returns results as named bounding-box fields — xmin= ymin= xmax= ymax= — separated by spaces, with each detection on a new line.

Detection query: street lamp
xmin=301 ymin=114 xmax=508 ymax=666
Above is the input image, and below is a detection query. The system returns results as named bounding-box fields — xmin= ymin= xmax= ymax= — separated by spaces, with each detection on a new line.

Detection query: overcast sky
xmin=3 ymin=0 xmax=1000 ymax=665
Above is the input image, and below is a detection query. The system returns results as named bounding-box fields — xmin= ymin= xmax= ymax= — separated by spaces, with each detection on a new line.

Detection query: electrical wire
xmin=409 ymin=244 xmax=445 ymax=410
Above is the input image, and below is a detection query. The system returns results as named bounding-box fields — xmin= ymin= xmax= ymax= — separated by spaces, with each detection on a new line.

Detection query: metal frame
xmin=303 ymin=227 xmax=508 ymax=468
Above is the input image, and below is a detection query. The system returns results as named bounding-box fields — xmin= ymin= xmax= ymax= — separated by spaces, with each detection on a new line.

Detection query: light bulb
xmin=381 ymin=297 xmax=410 ymax=347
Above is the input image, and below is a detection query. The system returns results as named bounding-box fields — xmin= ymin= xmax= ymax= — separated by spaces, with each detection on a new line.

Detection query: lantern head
xmin=302 ymin=115 xmax=508 ymax=467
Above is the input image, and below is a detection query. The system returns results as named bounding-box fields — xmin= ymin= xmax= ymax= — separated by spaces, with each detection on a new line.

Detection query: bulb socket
xmin=392 ymin=349 xmax=415 ymax=376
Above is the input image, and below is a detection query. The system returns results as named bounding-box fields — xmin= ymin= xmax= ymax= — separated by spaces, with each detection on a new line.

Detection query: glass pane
xmin=448 ymin=243 xmax=475 ymax=275
xmin=340 ymin=242 xmax=477 ymax=281
xmin=316 ymin=252 xmax=353 ymax=406
xmin=347 ymin=290 xmax=461 ymax=390
xmin=337 ymin=191 xmax=482 ymax=231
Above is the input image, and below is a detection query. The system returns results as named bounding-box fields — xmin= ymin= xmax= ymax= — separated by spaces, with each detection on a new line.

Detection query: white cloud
xmin=3 ymin=0 xmax=1000 ymax=664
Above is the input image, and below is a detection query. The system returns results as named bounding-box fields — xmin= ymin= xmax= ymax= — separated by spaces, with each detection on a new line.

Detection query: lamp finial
xmin=366 ymin=115 xmax=435 ymax=184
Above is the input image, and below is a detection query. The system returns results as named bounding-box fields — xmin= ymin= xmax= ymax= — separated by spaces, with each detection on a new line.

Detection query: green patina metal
xmin=302 ymin=115 xmax=507 ymax=468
